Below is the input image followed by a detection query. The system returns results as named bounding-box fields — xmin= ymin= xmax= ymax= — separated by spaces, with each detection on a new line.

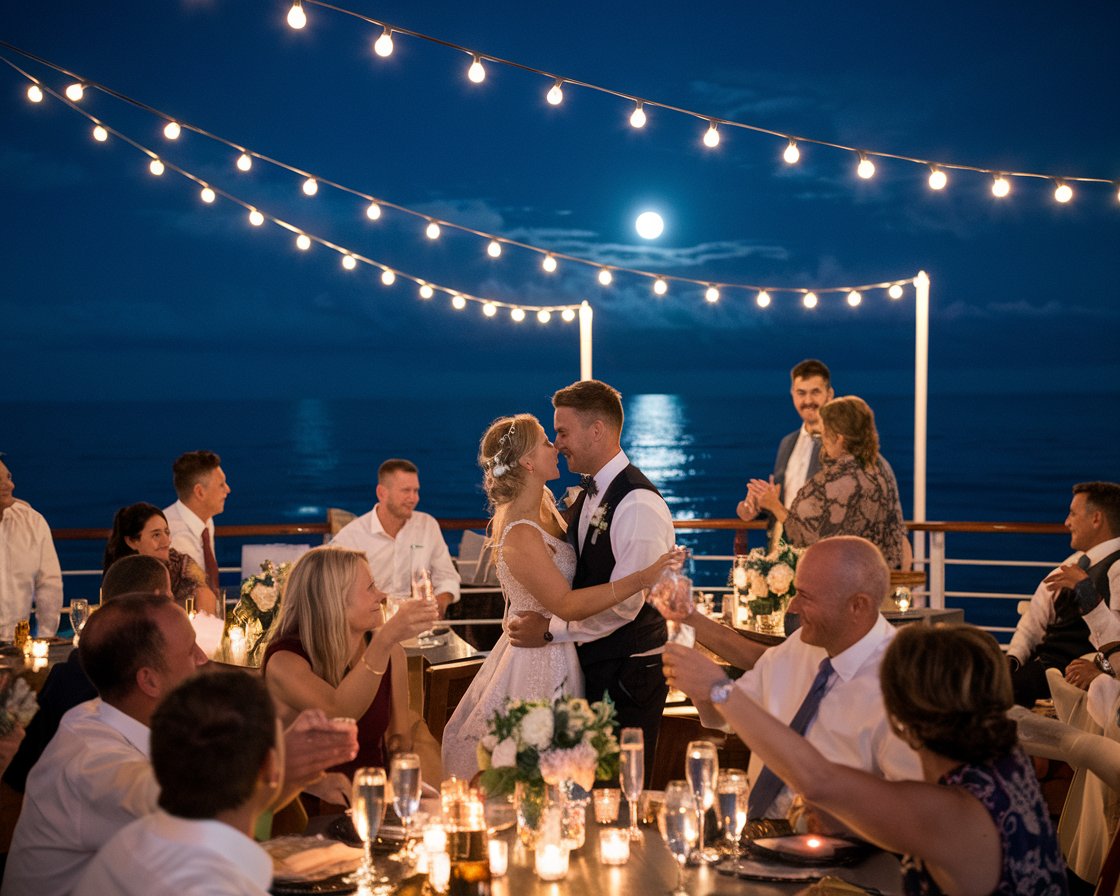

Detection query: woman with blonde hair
xmin=440 ymin=413 xmax=678 ymax=780
xmin=749 ymin=395 xmax=909 ymax=568
xmin=261 ymin=546 xmax=438 ymax=778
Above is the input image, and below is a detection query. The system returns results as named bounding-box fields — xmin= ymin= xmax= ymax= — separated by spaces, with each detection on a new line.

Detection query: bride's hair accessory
xmin=488 ymin=420 xmax=519 ymax=478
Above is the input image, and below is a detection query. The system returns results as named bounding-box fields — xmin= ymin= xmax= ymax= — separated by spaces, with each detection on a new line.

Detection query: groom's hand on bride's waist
xmin=508 ymin=611 xmax=552 ymax=648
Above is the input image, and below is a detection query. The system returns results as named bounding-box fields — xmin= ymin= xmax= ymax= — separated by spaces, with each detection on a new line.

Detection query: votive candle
xmin=29 ymin=640 xmax=49 ymax=659
xmin=598 ymin=828 xmax=630 ymax=865
xmin=488 ymin=839 xmax=508 ymax=877
xmin=593 ymin=788 xmax=621 ymax=824
xmin=535 ymin=844 xmax=569 ymax=881
xmin=429 ymin=851 xmax=450 ymax=892
xmin=424 ymin=823 xmax=448 ymax=855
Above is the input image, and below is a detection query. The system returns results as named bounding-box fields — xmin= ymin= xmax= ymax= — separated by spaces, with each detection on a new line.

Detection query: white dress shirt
xmin=74 ymin=812 xmax=272 ymax=896
xmin=1008 ymin=536 xmax=1120 ymax=663
xmin=0 ymin=499 xmax=63 ymax=640
xmin=548 ymin=450 xmax=675 ymax=645
xmin=3 ymin=700 xmax=159 ymax=896
xmin=163 ymin=499 xmax=214 ymax=572
xmin=711 ymin=614 xmax=922 ymax=820
xmin=332 ymin=506 xmax=460 ymax=602
xmin=782 ymin=426 xmax=818 ymax=508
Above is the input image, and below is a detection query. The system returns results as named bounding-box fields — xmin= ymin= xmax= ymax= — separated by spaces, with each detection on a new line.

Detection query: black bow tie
xmin=579 ymin=474 xmax=599 ymax=498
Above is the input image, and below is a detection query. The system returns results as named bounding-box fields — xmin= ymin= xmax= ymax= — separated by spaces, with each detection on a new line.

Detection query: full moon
xmin=635 ymin=211 xmax=664 ymax=240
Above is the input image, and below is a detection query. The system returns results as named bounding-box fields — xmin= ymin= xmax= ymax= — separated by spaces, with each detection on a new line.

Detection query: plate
xmin=270 ymin=873 xmax=355 ymax=895
xmin=746 ymin=834 xmax=872 ymax=867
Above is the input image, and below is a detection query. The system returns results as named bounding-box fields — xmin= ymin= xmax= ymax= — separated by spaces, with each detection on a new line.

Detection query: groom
xmin=508 ymin=379 xmax=675 ymax=763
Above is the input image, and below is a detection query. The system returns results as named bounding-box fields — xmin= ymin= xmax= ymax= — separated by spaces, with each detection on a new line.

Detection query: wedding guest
xmin=332 ymin=458 xmax=460 ymax=615
xmin=103 ymin=502 xmax=218 ymax=615
xmin=73 ymin=671 xmax=281 ymax=896
xmin=665 ymin=622 xmax=1067 ymax=895
xmin=0 ymin=456 xmax=63 ymax=642
xmin=262 ymin=547 xmax=438 ymax=779
xmin=748 ymin=395 xmax=910 ymax=569
xmin=163 ymin=450 xmax=229 ymax=594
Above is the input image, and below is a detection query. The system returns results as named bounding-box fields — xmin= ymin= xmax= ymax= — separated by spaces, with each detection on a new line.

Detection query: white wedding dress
xmin=440 ymin=519 xmax=583 ymax=780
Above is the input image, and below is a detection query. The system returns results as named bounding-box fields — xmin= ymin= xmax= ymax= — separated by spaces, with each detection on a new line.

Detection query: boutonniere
xmin=589 ymin=503 xmax=610 ymax=544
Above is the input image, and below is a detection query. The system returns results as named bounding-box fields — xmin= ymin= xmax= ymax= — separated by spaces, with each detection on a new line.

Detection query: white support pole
xmin=913 ymin=271 xmax=930 ymax=575
xmin=578 ymin=301 xmax=593 ymax=381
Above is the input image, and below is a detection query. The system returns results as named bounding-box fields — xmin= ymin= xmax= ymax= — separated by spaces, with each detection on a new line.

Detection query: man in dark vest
xmin=1007 ymin=481 xmax=1120 ymax=704
xmin=508 ymin=380 xmax=675 ymax=763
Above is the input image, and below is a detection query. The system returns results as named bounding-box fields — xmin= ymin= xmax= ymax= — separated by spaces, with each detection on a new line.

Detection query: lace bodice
xmin=495 ymin=519 xmax=577 ymax=618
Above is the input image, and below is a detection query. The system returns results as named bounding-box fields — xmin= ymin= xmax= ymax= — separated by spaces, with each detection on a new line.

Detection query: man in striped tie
xmin=662 ymin=535 xmax=922 ymax=827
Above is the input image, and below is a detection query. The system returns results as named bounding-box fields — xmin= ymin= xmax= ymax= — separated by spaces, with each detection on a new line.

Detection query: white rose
xmin=520 ymin=706 xmax=555 ymax=750
xmin=250 ymin=583 xmax=278 ymax=612
xmin=747 ymin=569 xmax=769 ymax=599
xmin=481 ymin=734 xmax=498 ymax=752
xmin=766 ymin=563 xmax=794 ymax=595
xmin=491 ymin=737 xmax=518 ymax=768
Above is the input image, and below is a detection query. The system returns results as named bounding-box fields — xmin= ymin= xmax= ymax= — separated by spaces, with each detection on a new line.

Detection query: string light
xmin=236 ymin=152 xmax=252 ymax=172
xmin=856 ymin=155 xmax=875 ymax=179
xmin=65 ymin=82 xmax=84 ymax=101
xmin=888 ymin=284 xmax=904 ymax=299
xmin=467 ymin=56 xmax=486 ymax=84
xmin=510 ymin=307 xmax=526 ymax=322
xmin=537 ymin=309 xmax=552 ymax=323
xmin=418 ymin=283 xmax=434 ymax=299
xmin=756 ymin=290 xmax=771 ymax=308
xmin=846 ymin=290 xmax=862 ymax=307
xmin=546 ymin=79 xmax=564 ymax=106
xmin=542 ymin=254 xmax=557 ymax=273
xmin=561 ymin=308 xmax=576 ymax=322
xmin=365 ymin=201 xmax=382 ymax=221
xmin=1054 ymin=181 xmax=1073 ymax=203
xmin=302 ymin=177 xmax=318 ymax=196
xmin=286 ymin=1 xmax=307 ymax=30
xmin=486 ymin=239 xmax=502 ymax=258
xmin=163 ymin=121 xmax=181 ymax=140
xmin=597 ymin=268 xmax=613 ymax=286
xmin=451 ymin=294 xmax=468 ymax=310
xmin=296 ymin=234 xmax=312 ymax=251
xmin=148 ymin=158 xmax=164 ymax=176
xmin=342 ymin=254 xmax=357 ymax=270
xmin=373 ymin=27 xmax=394 ymax=57
xmin=653 ymin=278 xmax=668 ymax=296
xmin=200 ymin=186 xmax=216 ymax=204
xmin=991 ymin=175 xmax=1011 ymax=198
xmin=783 ymin=140 xmax=800 ymax=164
xmin=705 ymin=285 xmax=720 ymax=303
xmin=703 ymin=121 xmax=720 ymax=148
xmin=26 ymin=83 xmax=43 ymax=103
xmin=425 ymin=221 xmax=441 ymax=240
xmin=381 ymin=269 xmax=396 ymax=285
xmin=92 ymin=124 xmax=108 ymax=142
xmin=249 ymin=209 xmax=265 ymax=226
xmin=629 ymin=102 xmax=646 ymax=129
xmin=803 ymin=292 xmax=819 ymax=309
xmin=482 ymin=302 xmax=497 ymax=317
xmin=928 ymin=167 xmax=947 ymax=191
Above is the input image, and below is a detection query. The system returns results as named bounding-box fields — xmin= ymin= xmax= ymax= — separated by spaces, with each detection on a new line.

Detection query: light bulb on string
xmin=425 ymin=221 xmax=441 ymax=240
xmin=286 ymin=1 xmax=307 ymax=29
xmin=468 ymin=56 xmax=486 ymax=83
xmin=483 ymin=302 xmax=497 ymax=317
xmin=598 ymin=268 xmax=613 ymax=286
xmin=365 ymin=202 xmax=382 ymax=221
xmin=296 ymin=234 xmax=312 ymax=251
xmin=92 ymin=124 xmax=108 ymax=142
xmin=846 ymin=290 xmax=862 ymax=307
xmin=1054 ymin=181 xmax=1073 ymax=203
xmin=236 ymin=152 xmax=252 ymax=172
xmin=537 ymin=310 xmax=552 ymax=323
xmin=546 ymin=79 xmax=564 ymax=106
xmin=381 ymin=269 xmax=396 ymax=286
xmin=542 ymin=254 xmax=557 ymax=273
xmin=756 ymin=290 xmax=771 ymax=308
xmin=803 ymin=292 xmax=819 ymax=309
xmin=373 ymin=28 xmax=394 ymax=57
xmin=148 ymin=158 xmax=165 ymax=176
xmin=302 ymin=177 xmax=318 ymax=196
xmin=342 ymin=255 xmax=357 ymax=270
xmin=888 ymin=284 xmax=904 ymax=300
xmin=451 ymin=294 xmax=468 ymax=310
xmin=991 ymin=175 xmax=1011 ymax=198
xmin=65 ymin=82 xmax=84 ymax=101
xmin=487 ymin=240 xmax=502 ymax=258
xmin=561 ymin=308 xmax=576 ymax=322
xmin=163 ymin=121 xmax=181 ymax=140
xmin=249 ymin=209 xmax=265 ymax=227
xmin=653 ymin=278 xmax=668 ymax=296
xmin=200 ymin=187 xmax=216 ymax=204
xmin=629 ymin=102 xmax=647 ymax=129
xmin=705 ymin=285 xmax=720 ymax=303
xmin=856 ymin=154 xmax=875 ymax=179
xmin=703 ymin=121 xmax=720 ymax=148
xmin=419 ymin=283 xmax=434 ymax=299
xmin=928 ymin=167 xmax=948 ymax=190
xmin=510 ymin=307 xmax=526 ymax=322
xmin=27 ymin=83 xmax=44 ymax=103
xmin=783 ymin=140 xmax=800 ymax=164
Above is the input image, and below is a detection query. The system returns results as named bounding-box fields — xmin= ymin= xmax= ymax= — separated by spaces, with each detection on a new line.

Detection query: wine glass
xmin=348 ymin=767 xmax=386 ymax=886
xmin=685 ymin=739 xmax=719 ymax=862
xmin=647 ymin=547 xmax=694 ymax=642
xmin=658 ymin=781 xmax=699 ymax=895
xmin=69 ymin=599 xmax=90 ymax=646
xmin=390 ymin=752 xmax=422 ymax=862
xmin=716 ymin=768 xmax=749 ymax=857
xmin=410 ymin=554 xmax=440 ymax=648
xmin=619 ymin=727 xmax=645 ymax=842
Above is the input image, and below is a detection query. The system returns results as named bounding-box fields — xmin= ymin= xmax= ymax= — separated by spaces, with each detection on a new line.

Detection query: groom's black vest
xmin=566 ymin=464 xmax=668 ymax=666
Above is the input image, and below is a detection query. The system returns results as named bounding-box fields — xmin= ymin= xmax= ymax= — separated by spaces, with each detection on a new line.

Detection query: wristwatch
xmin=709 ymin=677 xmax=735 ymax=705
xmin=1094 ymin=641 xmax=1120 ymax=676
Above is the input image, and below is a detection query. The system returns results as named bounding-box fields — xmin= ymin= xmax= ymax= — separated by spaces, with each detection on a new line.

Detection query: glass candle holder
xmin=535 ymin=844 xmax=570 ymax=881
xmin=593 ymin=788 xmax=621 ymax=823
xmin=488 ymin=839 xmax=508 ymax=877
xmin=598 ymin=828 xmax=630 ymax=865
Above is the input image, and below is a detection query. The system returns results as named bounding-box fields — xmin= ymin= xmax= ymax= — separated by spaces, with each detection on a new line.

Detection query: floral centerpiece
xmin=0 ymin=670 xmax=38 ymax=736
xmin=232 ymin=560 xmax=291 ymax=660
xmin=730 ymin=525 xmax=804 ymax=634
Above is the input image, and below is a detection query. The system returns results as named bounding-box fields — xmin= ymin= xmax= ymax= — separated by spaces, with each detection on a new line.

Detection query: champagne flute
xmin=348 ymin=767 xmax=386 ymax=886
xmin=716 ymin=768 xmax=749 ymax=857
xmin=390 ymin=752 xmax=422 ymax=862
xmin=410 ymin=550 xmax=440 ymax=648
xmin=685 ymin=739 xmax=719 ymax=862
xmin=659 ymin=781 xmax=699 ymax=896
xmin=619 ymin=727 xmax=645 ymax=842
xmin=69 ymin=599 xmax=90 ymax=646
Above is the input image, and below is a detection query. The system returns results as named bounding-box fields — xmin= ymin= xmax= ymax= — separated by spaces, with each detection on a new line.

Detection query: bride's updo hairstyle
xmin=479 ymin=414 xmax=539 ymax=509
xmin=880 ymin=623 xmax=1016 ymax=766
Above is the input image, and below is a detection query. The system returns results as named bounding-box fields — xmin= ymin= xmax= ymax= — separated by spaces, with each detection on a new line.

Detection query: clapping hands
xmin=747 ymin=476 xmax=783 ymax=514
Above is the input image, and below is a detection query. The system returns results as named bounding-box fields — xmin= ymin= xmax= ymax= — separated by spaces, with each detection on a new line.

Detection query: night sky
xmin=2 ymin=0 xmax=1118 ymax=400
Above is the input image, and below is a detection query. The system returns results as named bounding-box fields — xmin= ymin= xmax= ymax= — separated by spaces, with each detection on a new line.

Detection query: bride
xmin=440 ymin=413 xmax=674 ymax=780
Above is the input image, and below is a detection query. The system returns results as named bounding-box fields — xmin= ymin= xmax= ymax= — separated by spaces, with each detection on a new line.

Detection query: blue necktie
xmin=747 ymin=656 xmax=834 ymax=820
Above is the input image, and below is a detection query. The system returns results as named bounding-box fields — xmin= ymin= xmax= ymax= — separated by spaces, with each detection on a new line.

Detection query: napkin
xmin=272 ymin=840 xmax=363 ymax=878
xmin=191 ymin=611 xmax=226 ymax=658
xmin=796 ymin=875 xmax=880 ymax=895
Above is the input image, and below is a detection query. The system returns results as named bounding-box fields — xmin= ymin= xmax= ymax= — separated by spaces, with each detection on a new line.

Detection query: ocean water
xmin=2 ymin=390 xmax=1113 ymax=633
